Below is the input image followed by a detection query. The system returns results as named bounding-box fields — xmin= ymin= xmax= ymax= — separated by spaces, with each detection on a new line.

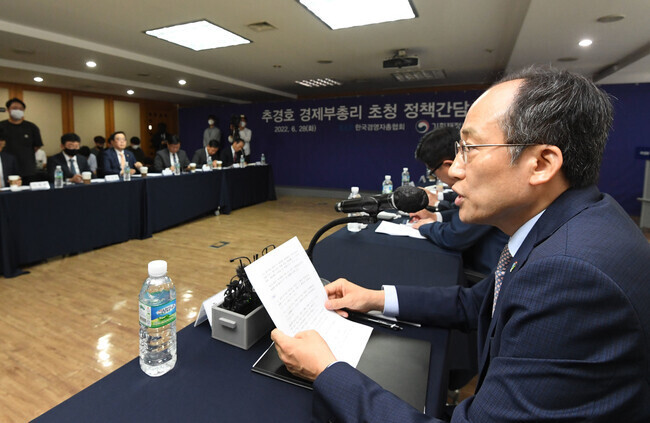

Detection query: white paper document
xmin=245 ymin=237 xmax=372 ymax=368
xmin=375 ymin=220 xmax=426 ymax=239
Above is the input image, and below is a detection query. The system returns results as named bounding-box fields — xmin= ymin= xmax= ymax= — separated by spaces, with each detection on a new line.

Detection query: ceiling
xmin=0 ymin=0 xmax=648 ymax=107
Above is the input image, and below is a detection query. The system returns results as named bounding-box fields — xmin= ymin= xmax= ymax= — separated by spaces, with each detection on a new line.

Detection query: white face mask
xmin=208 ymin=119 xmax=214 ymax=126
xmin=240 ymin=121 xmax=246 ymax=128
xmin=10 ymin=109 xmax=24 ymax=120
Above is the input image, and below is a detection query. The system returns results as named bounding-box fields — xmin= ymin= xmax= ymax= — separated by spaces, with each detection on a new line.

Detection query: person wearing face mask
xmin=237 ymin=114 xmax=252 ymax=162
xmin=0 ymin=98 xmax=44 ymax=184
xmin=203 ymin=115 xmax=221 ymax=148
xmin=47 ymin=133 xmax=90 ymax=184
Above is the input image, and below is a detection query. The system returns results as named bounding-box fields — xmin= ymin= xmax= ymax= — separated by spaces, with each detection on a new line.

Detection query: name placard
xmin=29 ymin=181 xmax=51 ymax=191
xmin=105 ymin=175 xmax=120 ymax=182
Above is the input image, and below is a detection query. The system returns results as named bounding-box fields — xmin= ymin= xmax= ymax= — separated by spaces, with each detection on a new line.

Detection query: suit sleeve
xmin=313 ymin=362 xmax=443 ymax=423
xmin=192 ymin=150 xmax=201 ymax=165
xmin=103 ymin=151 xmax=118 ymax=175
xmin=180 ymin=151 xmax=190 ymax=169
xmin=153 ymin=153 xmax=165 ymax=172
xmin=418 ymin=212 xmax=493 ymax=251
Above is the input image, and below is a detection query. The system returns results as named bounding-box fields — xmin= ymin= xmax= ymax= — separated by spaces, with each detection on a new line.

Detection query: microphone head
xmin=393 ymin=185 xmax=428 ymax=213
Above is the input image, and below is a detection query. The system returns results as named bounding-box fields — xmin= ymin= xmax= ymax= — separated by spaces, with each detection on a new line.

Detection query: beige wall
xmin=73 ymin=96 xmax=105 ymax=147
xmin=0 ymin=88 xmax=9 ymax=115
xmin=114 ymin=101 xmax=140 ymax=143
xmin=23 ymin=90 xmax=63 ymax=156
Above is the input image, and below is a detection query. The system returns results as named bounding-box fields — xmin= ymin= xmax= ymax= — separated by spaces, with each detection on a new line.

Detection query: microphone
xmin=335 ymin=185 xmax=428 ymax=214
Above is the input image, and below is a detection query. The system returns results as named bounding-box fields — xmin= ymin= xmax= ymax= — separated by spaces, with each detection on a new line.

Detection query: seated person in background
xmin=127 ymin=136 xmax=147 ymax=164
xmin=153 ymin=135 xmax=190 ymax=173
xmin=271 ymin=66 xmax=650 ymax=423
xmin=410 ymin=127 xmax=508 ymax=275
xmin=90 ymin=135 xmax=106 ymax=177
xmin=192 ymin=139 xmax=220 ymax=167
xmin=103 ymin=131 xmax=142 ymax=176
xmin=47 ymin=133 xmax=90 ymax=184
xmin=78 ymin=146 xmax=97 ymax=175
xmin=0 ymin=130 xmax=21 ymax=187
xmin=220 ymin=133 xmax=245 ymax=167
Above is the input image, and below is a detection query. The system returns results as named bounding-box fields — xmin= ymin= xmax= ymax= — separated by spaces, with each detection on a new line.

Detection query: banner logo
xmin=415 ymin=120 xmax=430 ymax=133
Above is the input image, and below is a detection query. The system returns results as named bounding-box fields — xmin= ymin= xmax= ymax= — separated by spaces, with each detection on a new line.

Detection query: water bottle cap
xmin=385 ymin=175 xmax=391 ymax=180
xmin=56 ymin=165 xmax=61 ymax=169
xmin=351 ymin=186 xmax=359 ymax=193
xmin=148 ymin=260 xmax=167 ymax=277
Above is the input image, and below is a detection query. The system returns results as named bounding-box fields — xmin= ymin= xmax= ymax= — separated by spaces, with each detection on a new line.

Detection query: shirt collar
xmin=508 ymin=210 xmax=545 ymax=256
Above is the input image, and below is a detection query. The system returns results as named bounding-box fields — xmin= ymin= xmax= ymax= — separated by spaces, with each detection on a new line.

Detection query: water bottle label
xmin=139 ymin=299 xmax=176 ymax=328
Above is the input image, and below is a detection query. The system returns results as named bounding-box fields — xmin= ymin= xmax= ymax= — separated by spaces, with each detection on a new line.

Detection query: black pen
xmin=348 ymin=312 xmax=402 ymax=331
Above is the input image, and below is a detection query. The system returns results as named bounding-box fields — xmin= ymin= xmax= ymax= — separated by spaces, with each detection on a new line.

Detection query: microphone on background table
xmin=334 ymin=185 xmax=428 ymax=215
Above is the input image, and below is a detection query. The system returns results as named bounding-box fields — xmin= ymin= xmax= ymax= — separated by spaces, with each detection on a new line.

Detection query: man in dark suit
xmin=219 ymin=135 xmax=244 ymax=167
xmin=192 ymin=139 xmax=220 ymax=167
xmin=103 ymin=131 xmax=142 ymax=176
xmin=271 ymin=66 xmax=650 ymax=422
xmin=47 ymin=133 xmax=90 ymax=183
xmin=153 ymin=135 xmax=190 ymax=173
xmin=0 ymin=130 xmax=20 ymax=187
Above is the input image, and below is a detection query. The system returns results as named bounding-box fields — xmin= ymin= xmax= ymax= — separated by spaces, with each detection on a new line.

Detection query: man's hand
xmin=411 ymin=217 xmax=435 ymax=229
xmin=271 ymin=329 xmax=335 ymax=381
xmin=69 ymin=174 xmax=83 ymax=184
xmin=409 ymin=208 xmax=438 ymax=224
xmin=134 ymin=161 xmax=143 ymax=170
xmin=324 ymin=278 xmax=384 ymax=318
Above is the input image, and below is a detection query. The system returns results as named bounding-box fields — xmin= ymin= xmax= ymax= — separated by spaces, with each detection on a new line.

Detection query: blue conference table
xmin=0 ymin=165 xmax=276 ymax=278
xmin=32 ymin=223 xmax=461 ymax=422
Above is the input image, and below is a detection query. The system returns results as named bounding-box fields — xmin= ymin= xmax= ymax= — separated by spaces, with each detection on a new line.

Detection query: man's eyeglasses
xmin=455 ymin=140 xmax=531 ymax=163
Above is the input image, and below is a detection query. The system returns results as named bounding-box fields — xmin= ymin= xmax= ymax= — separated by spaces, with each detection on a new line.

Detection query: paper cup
xmin=140 ymin=166 xmax=148 ymax=177
xmin=82 ymin=171 xmax=92 ymax=184
xmin=189 ymin=162 xmax=196 ymax=172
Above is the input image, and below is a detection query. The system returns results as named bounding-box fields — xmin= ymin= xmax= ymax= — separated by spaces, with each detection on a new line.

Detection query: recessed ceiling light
xmin=578 ymin=39 xmax=593 ymax=47
xmin=145 ymin=20 xmax=250 ymax=51
xmin=33 ymin=76 xmax=44 ymax=83
xmin=298 ymin=0 xmax=416 ymax=30
xmin=86 ymin=61 xmax=97 ymax=68
xmin=295 ymin=78 xmax=341 ymax=88
xmin=178 ymin=79 xmax=187 ymax=86
xmin=127 ymin=89 xmax=135 ymax=95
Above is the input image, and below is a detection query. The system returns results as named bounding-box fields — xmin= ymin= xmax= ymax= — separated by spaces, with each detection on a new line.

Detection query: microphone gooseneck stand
xmin=306 ymin=214 xmax=378 ymax=261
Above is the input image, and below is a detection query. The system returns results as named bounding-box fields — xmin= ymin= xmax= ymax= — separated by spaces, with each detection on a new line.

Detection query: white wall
xmin=114 ymin=100 xmax=140 ymax=142
xmin=22 ymin=90 xmax=63 ymax=156
xmin=73 ymin=96 xmax=105 ymax=147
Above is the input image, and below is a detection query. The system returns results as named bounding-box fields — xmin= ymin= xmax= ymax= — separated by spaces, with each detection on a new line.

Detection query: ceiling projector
xmin=383 ymin=49 xmax=419 ymax=69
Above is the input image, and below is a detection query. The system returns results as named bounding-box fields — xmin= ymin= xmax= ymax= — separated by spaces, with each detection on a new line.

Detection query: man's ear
xmin=529 ymin=145 xmax=563 ymax=186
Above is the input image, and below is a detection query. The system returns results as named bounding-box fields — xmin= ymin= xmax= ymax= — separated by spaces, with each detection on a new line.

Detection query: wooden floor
xmin=2 ymin=194 xmax=647 ymax=422
xmin=0 ymin=195 xmax=344 ymax=422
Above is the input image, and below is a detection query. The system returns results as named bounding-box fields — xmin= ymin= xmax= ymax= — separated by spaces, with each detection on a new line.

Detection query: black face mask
xmin=64 ymin=148 xmax=78 ymax=156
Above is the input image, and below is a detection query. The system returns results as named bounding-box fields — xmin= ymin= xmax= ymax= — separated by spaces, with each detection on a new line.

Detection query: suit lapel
xmin=474 ymin=186 xmax=603 ymax=391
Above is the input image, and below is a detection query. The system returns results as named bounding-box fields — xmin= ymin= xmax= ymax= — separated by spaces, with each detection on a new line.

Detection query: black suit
xmin=192 ymin=147 xmax=218 ymax=166
xmin=0 ymin=151 xmax=20 ymax=186
xmin=47 ymin=152 xmax=90 ymax=182
xmin=153 ymin=148 xmax=190 ymax=172
xmin=219 ymin=146 xmax=243 ymax=167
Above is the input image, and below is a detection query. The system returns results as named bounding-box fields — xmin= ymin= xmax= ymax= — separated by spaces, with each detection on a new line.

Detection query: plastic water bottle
xmin=139 ymin=260 xmax=177 ymax=377
xmin=382 ymin=175 xmax=393 ymax=194
xmin=54 ymin=165 xmax=64 ymax=189
xmin=123 ymin=164 xmax=131 ymax=181
xmin=347 ymin=187 xmax=362 ymax=232
xmin=401 ymin=167 xmax=410 ymax=186
xmin=239 ymin=154 xmax=245 ymax=168
xmin=260 ymin=153 xmax=266 ymax=165
xmin=174 ymin=161 xmax=181 ymax=175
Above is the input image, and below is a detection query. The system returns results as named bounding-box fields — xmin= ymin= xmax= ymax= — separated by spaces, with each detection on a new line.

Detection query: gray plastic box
xmin=211 ymin=304 xmax=274 ymax=350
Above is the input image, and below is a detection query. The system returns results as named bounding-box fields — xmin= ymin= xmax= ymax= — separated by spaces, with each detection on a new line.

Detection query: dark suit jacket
xmin=0 ymin=151 xmax=20 ymax=186
xmin=219 ymin=146 xmax=242 ymax=167
xmin=103 ymin=148 xmax=137 ymax=175
xmin=192 ymin=147 xmax=218 ymax=166
xmin=153 ymin=148 xmax=190 ymax=173
xmin=126 ymin=146 xmax=146 ymax=164
xmin=313 ymin=186 xmax=650 ymax=422
xmin=419 ymin=210 xmax=508 ymax=275
xmin=47 ymin=152 xmax=90 ymax=182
